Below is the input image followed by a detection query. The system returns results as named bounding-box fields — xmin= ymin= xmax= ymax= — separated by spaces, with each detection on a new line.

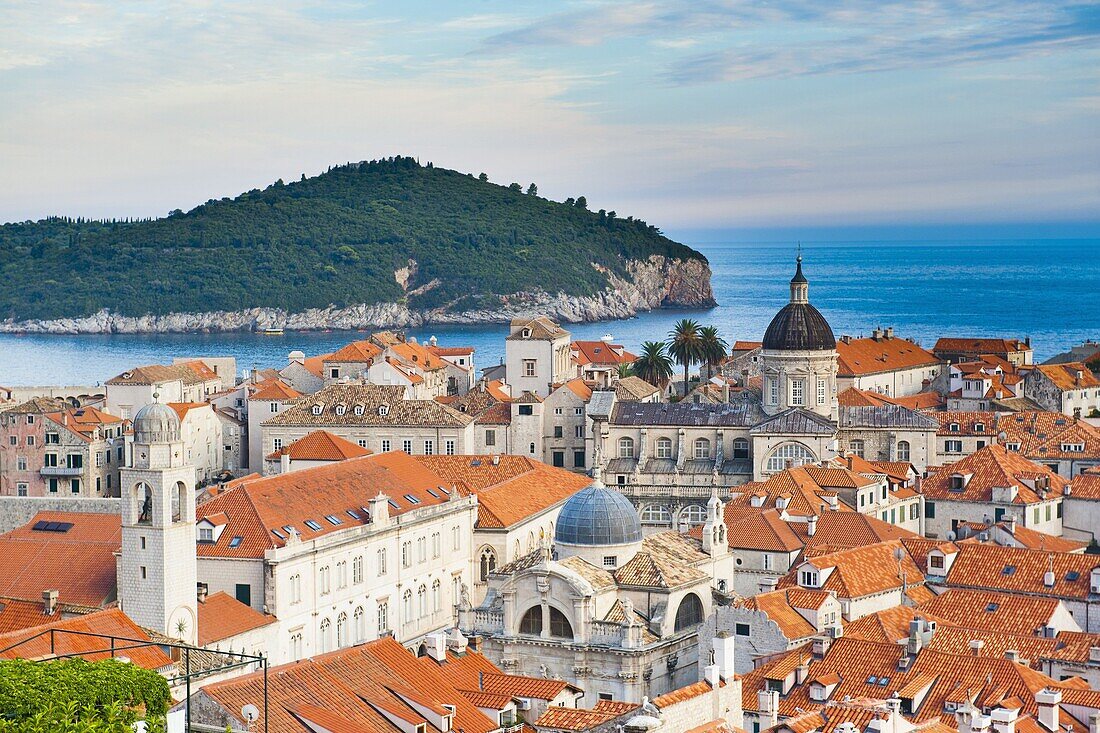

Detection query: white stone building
xmin=506 ymin=317 xmax=573 ymax=398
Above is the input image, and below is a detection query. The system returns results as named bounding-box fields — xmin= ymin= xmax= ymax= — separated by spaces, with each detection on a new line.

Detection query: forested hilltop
xmin=0 ymin=157 xmax=711 ymax=324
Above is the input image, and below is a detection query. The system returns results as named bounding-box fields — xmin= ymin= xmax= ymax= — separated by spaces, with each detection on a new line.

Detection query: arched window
xmin=172 ymin=482 xmax=186 ymax=523
xmin=674 ymin=593 xmax=704 ymax=631
xmin=319 ymin=618 xmax=332 ymax=653
xmin=402 ymin=589 xmax=413 ymax=623
xmin=764 ymin=443 xmax=815 ymax=473
xmin=527 ymin=531 xmax=535 ymax=551
xmin=732 ymin=438 xmax=750 ymax=460
xmin=336 ymin=612 xmax=348 ymax=648
xmin=432 ymin=580 xmax=441 ymax=613
xmin=680 ymin=504 xmax=708 ymax=527
xmin=519 ymin=606 xmax=542 ymax=635
xmin=134 ymin=483 xmax=153 ymax=525
xmin=417 ymin=584 xmax=427 ymax=617
xmin=354 ymin=606 xmax=365 ymax=643
xmin=897 ymin=440 xmax=911 ymax=462
xmin=640 ymin=504 xmax=673 ymax=525
xmin=549 ymin=607 xmax=573 ymax=639
xmin=694 ymin=438 xmax=711 ymax=459
xmin=655 ymin=437 xmax=673 ymax=459
xmin=849 ymin=439 xmax=865 ymax=459
xmin=479 ymin=547 xmax=497 ymax=581
xmin=529 ymin=442 xmax=536 ymax=454
xmin=618 ymin=437 xmax=635 ymax=458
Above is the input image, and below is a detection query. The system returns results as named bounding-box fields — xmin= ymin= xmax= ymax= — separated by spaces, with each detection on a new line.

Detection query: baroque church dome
xmin=762 ymin=255 xmax=836 ymax=351
xmin=133 ymin=398 xmax=181 ymax=444
xmin=555 ymin=472 xmax=643 ymax=547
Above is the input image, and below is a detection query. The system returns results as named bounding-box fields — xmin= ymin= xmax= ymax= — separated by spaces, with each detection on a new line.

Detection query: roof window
xmin=311 ymin=405 xmax=323 ymax=415
xmin=335 ymin=405 xmax=346 ymax=416
xmin=985 ymin=602 xmax=998 ymax=612
xmin=31 ymin=520 xmax=73 ymax=533
xmin=975 ymin=423 xmax=985 ymax=432
xmin=354 ymin=405 xmax=364 ymax=416
xmin=347 ymin=509 xmax=361 ymax=520
xmin=388 ymin=499 xmax=399 ymax=510
xmin=404 ymin=494 xmax=421 ymax=505
xmin=949 ymin=423 xmax=959 ymax=432
xmin=271 ymin=528 xmax=286 ymax=539
xmin=304 ymin=519 xmax=322 ymax=531
xmin=1002 ymin=565 xmax=1016 ymax=576
xmin=378 ymin=405 xmax=389 ymax=416
xmin=427 ymin=489 xmax=439 ymax=498
xmin=283 ymin=525 xmax=295 ymax=534
xmin=228 ymin=536 xmax=243 ymax=548
xmin=866 ymin=676 xmax=878 ymax=684
xmin=877 ymin=677 xmax=889 ymax=687
xmin=325 ymin=514 xmax=343 ymax=525
xmin=1066 ymin=571 xmax=1080 ymax=581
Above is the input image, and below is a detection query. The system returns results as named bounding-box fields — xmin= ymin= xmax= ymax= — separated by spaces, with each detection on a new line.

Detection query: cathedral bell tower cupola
xmin=118 ymin=394 xmax=199 ymax=645
xmin=790 ymin=253 xmax=809 ymax=304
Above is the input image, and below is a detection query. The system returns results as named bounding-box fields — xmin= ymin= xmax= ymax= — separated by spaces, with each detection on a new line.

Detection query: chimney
xmin=1043 ymin=569 xmax=1056 ymax=588
xmin=428 ymin=631 xmax=448 ymax=662
xmin=713 ymin=631 xmax=736 ymax=680
xmin=992 ymin=705 xmax=1019 ymax=733
xmin=369 ymin=492 xmax=391 ymax=528
xmin=703 ymin=663 xmax=721 ymax=688
xmin=1003 ymin=516 xmax=1016 ymax=534
xmin=886 ymin=327 xmax=894 ymax=339
xmin=1004 ymin=649 xmax=1020 ymax=663
xmin=873 ymin=327 xmax=883 ymax=341
xmin=807 ymin=515 xmax=818 ymax=537
xmin=1088 ymin=712 xmax=1099 ymax=733
xmin=970 ymin=639 xmax=985 ymax=656
xmin=280 ymin=450 xmax=291 ymax=474
xmin=1036 ymin=689 xmax=1062 ymax=732
xmin=795 ymin=659 xmax=810 ymax=685
xmin=42 ymin=590 xmax=59 ymax=616
xmin=759 ymin=576 xmax=779 ymax=594
xmin=757 ymin=690 xmax=779 ymax=730
xmin=197 ymin=584 xmax=209 ymax=603
xmin=722 ymin=382 xmax=731 ymax=403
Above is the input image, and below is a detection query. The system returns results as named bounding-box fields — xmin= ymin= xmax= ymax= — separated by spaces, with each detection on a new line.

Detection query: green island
xmin=0 ymin=156 xmax=710 ymax=323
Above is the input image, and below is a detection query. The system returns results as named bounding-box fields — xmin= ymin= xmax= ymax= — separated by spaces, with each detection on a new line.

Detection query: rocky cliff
xmin=0 ymin=255 xmax=715 ymax=334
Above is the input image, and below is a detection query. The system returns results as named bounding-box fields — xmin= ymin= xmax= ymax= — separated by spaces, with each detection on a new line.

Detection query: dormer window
xmin=522 ymin=328 xmax=531 ymax=338
xmin=378 ymin=405 xmax=389 ymax=416
xmin=311 ymin=405 xmax=323 ymax=416
xmin=949 ymin=423 xmax=959 ymax=432
xmin=799 ymin=570 xmax=819 ymax=587
xmin=354 ymin=405 xmax=364 ymax=416
xmin=1006 ymin=442 xmax=1021 ymax=451
xmin=975 ymin=423 xmax=985 ymax=433
xmin=1062 ymin=443 xmax=1084 ymax=452
xmin=335 ymin=405 xmax=346 ymax=416
xmin=950 ymin=474 xmax=966 ymax=491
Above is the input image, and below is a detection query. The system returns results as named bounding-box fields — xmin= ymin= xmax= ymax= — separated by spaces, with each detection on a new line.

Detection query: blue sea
xmin=2 ymin=239 xmax=1097 ymax=386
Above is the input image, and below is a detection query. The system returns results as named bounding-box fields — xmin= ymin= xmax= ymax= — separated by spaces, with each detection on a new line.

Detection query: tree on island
xmin=632 ymin=341 xmax=675 ymax=389
xmin=526 ymin=183 xmax=538 ymax=195
xmin=668 ymin=319 xmax=702 ymax=397
xmin=509 ymin=182 xmax=522 ymax=192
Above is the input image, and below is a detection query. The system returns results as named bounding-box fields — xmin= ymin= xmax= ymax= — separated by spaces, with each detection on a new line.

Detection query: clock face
xmin=168 ymin=605 xmax=195 ymax=642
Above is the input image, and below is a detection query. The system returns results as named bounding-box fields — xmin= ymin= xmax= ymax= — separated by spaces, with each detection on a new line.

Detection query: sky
xmin=2 ymin=1 xmax=1099 ymax=234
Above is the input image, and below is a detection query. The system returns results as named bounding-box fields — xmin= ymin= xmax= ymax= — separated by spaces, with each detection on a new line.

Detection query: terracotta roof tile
xmin=267 ymin=430 xmax=371 ymax=462
xmin=570 ymin=341 xmax=637 ymax=367
xmin=837 ymin=336 xmax=941 ymax=377
xmin=197 ymin=591 xmax=277 ymax=645
xmin=0 ymin=598 xmax=63 ymax=634
xmin=265 ymin=384 xmax=472 ymax=427
xmin=0 ymin=608 xmax=173 ymax=670
xmin=250 ymin=379 xmax=303 ymax=401
xmin=1035 ymin=362 xmax=1100 ymax=391
xmin=934 ymin=338 xmax=1031 ymax=356
xmin=779 ymin=540 xmax=925 ymax=600
xmin=326 ymin=340 xmax=383 ymax=363
xmin=944 ymin=544 xmax=1100 ymax=601
xmin=921 ymin=445 xmax=1067 ymax=504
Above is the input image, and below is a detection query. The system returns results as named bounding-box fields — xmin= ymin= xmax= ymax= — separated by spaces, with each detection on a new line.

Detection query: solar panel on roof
xmin=32 ymin=520 xmax=73 ymax=533
xmin=32 ymin=520 xmax=50 ymax=531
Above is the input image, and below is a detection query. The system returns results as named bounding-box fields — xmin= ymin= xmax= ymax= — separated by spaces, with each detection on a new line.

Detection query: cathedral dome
xmin=762 ymin=255 xmax=835 ymax=351
xmin=133 ymin=400 xmax=181 ymax=444
xmin=555 ymin=474 xmax=642 ymax=547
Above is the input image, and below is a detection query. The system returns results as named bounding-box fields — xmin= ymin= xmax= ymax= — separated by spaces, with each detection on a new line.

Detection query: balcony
xmin=40 ymin=466 xmax=84 ymax=477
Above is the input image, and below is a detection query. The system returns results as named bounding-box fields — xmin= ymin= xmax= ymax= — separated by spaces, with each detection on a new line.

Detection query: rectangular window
xmin=402 ymin=542 xmax=411 ymax=568
xmin=44 ymin=453 xmax=58 ymax=467
xmin=817 ymin=379 xmax=826 ymax=404
xmin=357 ymin=439 xmax=368 ymax=448
xmin=45 ymin=432 xmax=59 ymax=445
xmin=269 ymin=402 xmax=279 ymax=413
xmin=910 ymin=503 xmax=918 ymax=520
xmin=402 ymin=439 xmax=413 ymax=454
xmin=791 ymin=378 xmax=805 ymax=406
xmin=574 ymin=424 xmax=584 ymax=438
xmin=518 ymin=405 xmax=533 ymax=416
xmin=575 ymin=407 xmax=584 ymax=416
xmin=484 ymin=430 xmax=496 ymax=446
xmin=735 ymin=623 xmax=751 ymax=636
xmin=574 ymin=451 xmax=585 ymax=468
xmin=769 ymin=377 xmax=779 ymax=405
xmin=944 ymin=440 xmax=963 ymax=453
xmin=553 ymin=426 xmax=563 ymax=438
xmin=445 ymin=439 xmax=455 ymax=455
xmin=235 ymin=584 xmax=251 ymax=607
xmin=330 ymin=368 xmax=339 ymax=378
xmin=523 ymin=359 xmax=537 ymax=378
xmin=272 ymin=438 xmax=283 ymax=451
xmin=763 ymin=553 xmax=772 ymax=570
xmin=552 ymin=451 xmax=565 ymax=467
xmin=8 ymin=436 xmax=15 ymax=446
xmin=16 ymin=456 xmax=26 ymax=471
xmin=423 ymin=440 xmax=434 ymax=455
xmin=378 ymin=602 xmax=389 ymax=632
xmin=378 ymin=548 xmax=387 ymax=575
xmin=381 ymin=439 xmax=391 ymax=452
xmin=48 ymin=478 xmax=59 ymax=493
xmin=66 ymin=454 xmax=83 ymax=469
xmin=26 ymin=436 xmax=34 ymax=446
xmin=353 ymin=557 xmax=363 ymax=583
xmin=432 ymin=532 xmax=441 ymax=558
xmin=554 ymin=407 xmax=563 ymax=415
xmin=925 ymin=501 xmax=936 ymax=518
xmin=16 ymin=483 xmax=27 ymax=497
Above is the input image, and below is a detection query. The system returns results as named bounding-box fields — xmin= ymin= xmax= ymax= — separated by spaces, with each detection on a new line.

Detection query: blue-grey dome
xmin=555 ymin=480 xmax=643 ymax=546
xmin=134 ymin=401 xmax=180 ymax=444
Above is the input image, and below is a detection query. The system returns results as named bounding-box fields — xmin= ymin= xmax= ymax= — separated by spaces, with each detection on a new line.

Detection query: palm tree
xmin=698 ymin=326 xmax=728 ymax=380
xmin=667 ymin=319 xmax=702 ymax=397
xmin=631 ymin=341 xmax=675 ymax=388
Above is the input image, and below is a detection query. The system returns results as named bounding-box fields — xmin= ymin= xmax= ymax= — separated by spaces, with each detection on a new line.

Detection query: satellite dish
xmin=946 ymin=531 xmax=957 ymax=541
xmin=241 ymin=704 xmax=260 ymax=723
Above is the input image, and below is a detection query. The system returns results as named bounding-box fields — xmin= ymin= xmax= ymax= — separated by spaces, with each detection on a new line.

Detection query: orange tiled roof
xmin=934 ymin=338 xmax=1031 ymax=356
xmin=933 ymin=411 xmax=998 ymax=436
xmin=653 ymin=678 xmax=725 ymax=707
xmin=738 ymin=588 xmax=833 ymax=639
xmin=558 ymin=378 xmax=594 ymax=401
xmin=0 ymin=608 xmax=173 ymax=670
xmin=780 ymin=540 xmax=925 ymax=599
xmin=196 ymin=453 xmax=465 ymax=558
xmin=200 ymin=636 xmax=498 ymax=733
xmin=326 ymin=340 xmax=383 ymax=364
xmin=415 ymin=455 xmax=590 ymax=529
xmin=250 ymin=379 xmax=303 ymax=401
xmin=0 ymin=511 xmax=120 ymax=607
xmin=43 ymin=406 xmax=123 ymax=443
xmin=105 ymin=362 xmax=213 ymax=386
xmin=197 ymin=591 xmax=276 ymax=645
xmin=844 ymin=605 xmax=953 ymax=644
xmin=997 ymin=411 xmax=1100 ymax=460
xmin=388 ymin=341 xmax=445 ymax=371
xmin=838 ymin=388 xmax=943 ymax=411
xmin=944 ymin=544 xmax=1100 ymax=600
xmin=571 ymin=340 xmax=637 ymax=366
xmin=917 ymin=588 xmax=1066 ymax=635
xmin=921 ymin=444 xmax=1067 ymax=504
xmin=1070 ymin=472 xmax=1100 ymax=499
xmin=168 ymin=401 xmax=211 ymax=422
xmin=535 ymin=707 xmax=623 ymax=730
xmin=267 ymin=430 xmax=371 ymax=462
xmin=0 ymin=597 xmax=63 ymax=634
xmin=837 ymin=336 xmax=940 ymax=377
xmin=1035 ymin=362 xmax=1100 ymax=391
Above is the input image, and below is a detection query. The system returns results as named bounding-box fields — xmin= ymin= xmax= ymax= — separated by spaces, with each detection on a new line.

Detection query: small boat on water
xmin=257 ymin=326 xmax=285 ymax=335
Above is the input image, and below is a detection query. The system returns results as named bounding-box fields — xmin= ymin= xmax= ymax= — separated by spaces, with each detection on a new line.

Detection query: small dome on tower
xmin=133 ymin=399 xmax=181 ymax=444
xmin=555 ymin=472 xmax=643 ymax=547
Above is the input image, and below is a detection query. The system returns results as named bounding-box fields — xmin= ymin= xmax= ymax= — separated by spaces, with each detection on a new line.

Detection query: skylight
xmin=866 ymin=676 xmax=878 ymax=685
xmin=985 ymin=602 xmax=998 ymax=612
xmin=427 ymin=489 xmax=439 ymax=498
xmin=31 ymin=520 xmax=73 ymax=533
xmin=347 ymin=509 xmax=360 ymax=520
xmin=1066 ymin=571 xmax=1080 ymax=581
xmin=388 ymin=499 xmax=399 ymax=510
xmin=1002 ymin=565 xmax=1016 ymax=576
xmin=877 ymin=677 xmax=889 ymax=687
xmin=271 ymin=529 xmax=286 ymax=539
xmin=404 ymin=494 xmax=421 ymax=505
xmin=304 ymin=519 xmax=322 ymax=531
xmin=229 ymin=536 xmax=243 ymax=548
xmin=325 ymin=514 xmax=343 ymax=525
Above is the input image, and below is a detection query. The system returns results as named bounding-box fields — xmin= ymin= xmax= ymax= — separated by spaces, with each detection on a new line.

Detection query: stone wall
xmin=0 ymin=496 xmax=119 ymax=533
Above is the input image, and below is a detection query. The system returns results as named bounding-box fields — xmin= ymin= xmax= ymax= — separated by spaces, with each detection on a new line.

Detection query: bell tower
xmin=118 ymin=396 xmax=198 ymax=644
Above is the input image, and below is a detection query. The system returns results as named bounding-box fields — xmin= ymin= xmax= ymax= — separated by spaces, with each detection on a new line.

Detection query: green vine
xmin=0 ymin=658 xmax=169 ymax=731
